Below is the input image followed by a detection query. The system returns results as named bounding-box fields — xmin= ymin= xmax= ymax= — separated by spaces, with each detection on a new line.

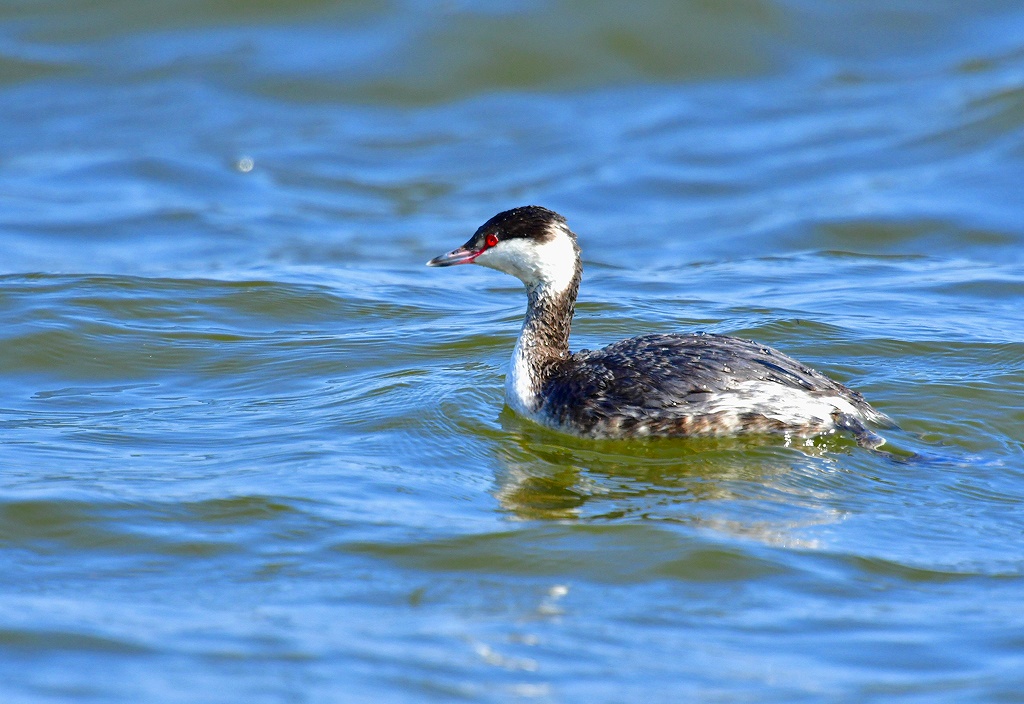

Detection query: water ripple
xmin=2 ymin=1 xmax=1024 ymax=700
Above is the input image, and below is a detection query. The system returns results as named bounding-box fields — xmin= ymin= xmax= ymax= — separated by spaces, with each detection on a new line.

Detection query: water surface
xmin=1 ymin=1 xmax=1024 ymax=701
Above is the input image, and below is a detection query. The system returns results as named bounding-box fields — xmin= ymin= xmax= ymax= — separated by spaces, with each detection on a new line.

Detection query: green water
xmin=1 ymin=1 xmax=1023 ymax=701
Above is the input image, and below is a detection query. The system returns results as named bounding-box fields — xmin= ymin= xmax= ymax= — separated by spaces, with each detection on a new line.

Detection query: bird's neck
xmin=506 ymin=265 xmax=582 ymax=414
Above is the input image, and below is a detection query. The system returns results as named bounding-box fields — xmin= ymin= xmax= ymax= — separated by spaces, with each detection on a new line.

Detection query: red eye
xmin=485 ymin=233 xmax=498 ymax=248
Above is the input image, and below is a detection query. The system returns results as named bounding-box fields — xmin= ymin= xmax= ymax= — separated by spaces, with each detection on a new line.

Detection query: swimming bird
xmin=427 ymin=206 xmax=889 ymax=447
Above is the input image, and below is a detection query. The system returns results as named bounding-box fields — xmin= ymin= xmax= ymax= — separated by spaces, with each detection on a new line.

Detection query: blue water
xmin=1 ymin=1 xmax=1024 ymax=701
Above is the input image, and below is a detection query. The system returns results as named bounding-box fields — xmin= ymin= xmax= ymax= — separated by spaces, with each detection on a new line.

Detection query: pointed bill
xmin=426 ymin=245 xmax=482 ymax=267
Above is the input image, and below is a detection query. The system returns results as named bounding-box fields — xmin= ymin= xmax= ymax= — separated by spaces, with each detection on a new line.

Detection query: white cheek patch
xmin=473 ymin=239 xmax=532 ymax=278
xmin=474 ymin=230 xmax=578 ymax=294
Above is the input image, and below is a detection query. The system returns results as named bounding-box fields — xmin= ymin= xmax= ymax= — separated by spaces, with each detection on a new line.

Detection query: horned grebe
xmin=427 ymin=206 xmax=890 ymax=447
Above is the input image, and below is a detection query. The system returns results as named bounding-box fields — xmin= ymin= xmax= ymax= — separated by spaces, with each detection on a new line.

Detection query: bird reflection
xmin=491 ymin=408 xmax=857 ymax=547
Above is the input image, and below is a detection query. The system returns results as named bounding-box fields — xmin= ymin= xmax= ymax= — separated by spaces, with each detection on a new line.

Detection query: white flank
xmin=706 ymin=380 xmax=862 ymax=430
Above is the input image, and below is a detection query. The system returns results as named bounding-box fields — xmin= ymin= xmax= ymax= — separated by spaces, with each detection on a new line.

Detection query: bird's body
xmin=428 ymin=206 xmax=889 ymax=447
xmin=530 ymin=332 xmax=885 ymax=441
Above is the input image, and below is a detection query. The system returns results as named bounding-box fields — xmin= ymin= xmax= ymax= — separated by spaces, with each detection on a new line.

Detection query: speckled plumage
xmin=428 ymin=206 xmax=890 ymax=447
xmin=540 ymin=332 xmax=886 ymax=443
